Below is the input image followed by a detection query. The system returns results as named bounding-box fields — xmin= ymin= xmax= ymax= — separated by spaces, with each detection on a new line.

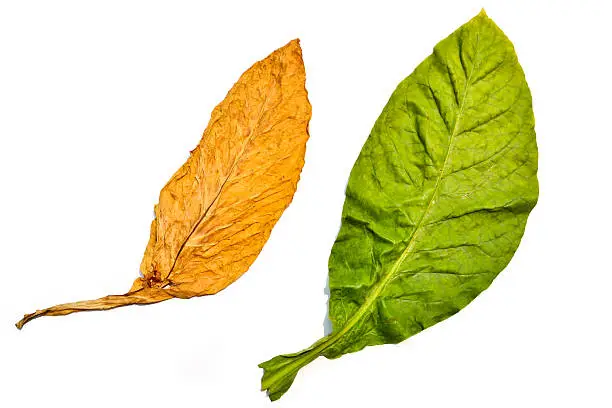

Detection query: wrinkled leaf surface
xmin=260 ymin=12 xmax=538 ymax=400
xmin=17 ymin=39 xmax=311 ymax=329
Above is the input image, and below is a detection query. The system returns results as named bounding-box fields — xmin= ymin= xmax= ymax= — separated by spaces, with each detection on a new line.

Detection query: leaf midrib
xmin=319 ymin=33 xmax=481 ymax=355
xmin=161 ymin=78 xmax=276 ymax=283
xmin=261 ymin=36 xmax=484 ymax=393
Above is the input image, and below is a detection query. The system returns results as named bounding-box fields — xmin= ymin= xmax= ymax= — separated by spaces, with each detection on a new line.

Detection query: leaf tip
xmin=285 ymin=38 xmax=303 ymax=53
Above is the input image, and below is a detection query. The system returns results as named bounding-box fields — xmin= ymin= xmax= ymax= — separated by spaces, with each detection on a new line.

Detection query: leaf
xmin=16 ymin=39 xmax=311 ymax=329
xmin=259 ymin=11 xmax=538 ymax=400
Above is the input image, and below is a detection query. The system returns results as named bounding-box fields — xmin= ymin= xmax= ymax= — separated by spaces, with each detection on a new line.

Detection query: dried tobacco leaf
xmin=260 ymin=11 xmax=538 ymax=400
xmin=17 ymin=39 xmax=311 ymax=329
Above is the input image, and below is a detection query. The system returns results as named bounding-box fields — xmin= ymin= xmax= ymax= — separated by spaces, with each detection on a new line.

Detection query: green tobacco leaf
xmin=260 ymin=10 xmax=538 ymax=400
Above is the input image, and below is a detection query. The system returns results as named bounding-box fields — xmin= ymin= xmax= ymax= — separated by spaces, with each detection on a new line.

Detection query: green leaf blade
xmin=260 ymin=10 xmax=538 ymax=400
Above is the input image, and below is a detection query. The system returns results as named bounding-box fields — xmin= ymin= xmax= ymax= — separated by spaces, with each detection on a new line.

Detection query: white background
xmin=1 ymin=1 xmax=611 ymax=407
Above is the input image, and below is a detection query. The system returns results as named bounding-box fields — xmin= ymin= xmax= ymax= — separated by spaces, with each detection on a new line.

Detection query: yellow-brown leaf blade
xmin=17 ymin=39 xmax=310 ymax=328
xmin=136 ymin=38 xmax=310 ymax=295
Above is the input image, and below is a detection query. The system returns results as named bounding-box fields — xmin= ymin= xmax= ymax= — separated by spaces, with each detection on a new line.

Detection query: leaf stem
xmin=15 ymin=287 xmax=173 ymax=329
